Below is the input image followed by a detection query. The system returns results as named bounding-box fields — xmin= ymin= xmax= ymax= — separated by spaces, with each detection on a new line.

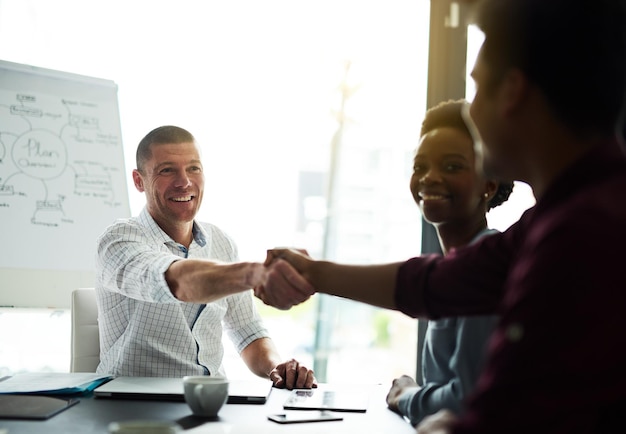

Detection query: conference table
xmin=1 ymin=383 xmax=416 ymax=433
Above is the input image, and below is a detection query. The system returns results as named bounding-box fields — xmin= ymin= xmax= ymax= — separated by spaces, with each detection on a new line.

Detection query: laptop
xmin=93 ymin=376 xmax=273 ymax=404
xmin=283 ymin=389 xmax=369 ymax=413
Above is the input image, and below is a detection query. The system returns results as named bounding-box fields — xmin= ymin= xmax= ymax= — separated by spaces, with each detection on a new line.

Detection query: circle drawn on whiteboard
xmin=11 ymin=129 xmax=68 ymax=180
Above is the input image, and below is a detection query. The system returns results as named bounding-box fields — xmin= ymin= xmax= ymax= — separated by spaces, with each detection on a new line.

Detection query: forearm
xmin=240 ymin=337 xmax=281 ymax=379
xmin=308 ymin=261 xmax=403 ymax=310
xmin=406 ymin=382 xmax=464 ymax=426
xmin=166 ymin=259 xmax=265 ymax=303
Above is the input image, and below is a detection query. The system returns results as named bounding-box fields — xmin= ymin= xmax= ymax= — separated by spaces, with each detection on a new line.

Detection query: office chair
xmin=70 ymin=288 xmax=100 ymax=372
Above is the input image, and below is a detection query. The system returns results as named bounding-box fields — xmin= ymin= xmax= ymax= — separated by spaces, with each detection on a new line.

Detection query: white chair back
xmin=70 ymin=288 xmax=100 ymax=372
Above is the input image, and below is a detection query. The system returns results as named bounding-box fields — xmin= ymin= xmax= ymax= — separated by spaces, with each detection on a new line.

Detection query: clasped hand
xmin=254 ymin=248 xmax=316 ymax=310
xmin=270 ymin=358 xmax=317 ymax=390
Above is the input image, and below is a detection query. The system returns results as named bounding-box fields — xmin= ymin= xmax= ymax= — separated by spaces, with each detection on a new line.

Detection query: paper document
xmin=0 ymin=372 xmax=112 ymax=395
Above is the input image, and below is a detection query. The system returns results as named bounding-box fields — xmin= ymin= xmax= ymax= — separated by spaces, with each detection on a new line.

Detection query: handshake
xmin=253 ymin=248 xmax=317 ymax=310
xmin=252 ymin=248 xmax=399 ymax=312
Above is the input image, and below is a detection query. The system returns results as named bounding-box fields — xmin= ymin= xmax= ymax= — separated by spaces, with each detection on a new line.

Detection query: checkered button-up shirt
xmin=95 ymin=207 xmax=270 ymax=377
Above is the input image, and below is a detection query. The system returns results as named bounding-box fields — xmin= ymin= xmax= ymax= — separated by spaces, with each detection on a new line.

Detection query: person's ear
xmin=498 ymin=68 xmax=530 ymax=117
xmin=483 ymin=180 xmax=498 ymax=202
xmin=132 ymin=169 xmax=145 ymax=193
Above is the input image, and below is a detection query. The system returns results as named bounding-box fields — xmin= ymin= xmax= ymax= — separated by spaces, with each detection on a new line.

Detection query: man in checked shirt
xmin=95 ymin=125 xmax=316 ymax=389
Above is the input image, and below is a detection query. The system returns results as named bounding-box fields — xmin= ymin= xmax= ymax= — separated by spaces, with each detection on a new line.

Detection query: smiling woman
xmin=0 ymin=0 xmax=429 ymax=382
xmin=386 ymin=98 xmax=513 ymax=426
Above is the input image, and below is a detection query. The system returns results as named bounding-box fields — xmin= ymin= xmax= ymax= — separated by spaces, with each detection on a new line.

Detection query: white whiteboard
xmin=0 ymin=60 xmax=130 ymax=307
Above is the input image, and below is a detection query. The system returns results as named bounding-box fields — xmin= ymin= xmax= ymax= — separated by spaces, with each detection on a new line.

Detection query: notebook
xmin=93 ymin=376 xmax=272 ymax=404
xmin=0 ymin=395 xmax=79 ymax=420
xmin=283 ymin=389 xmax=369 ymax=413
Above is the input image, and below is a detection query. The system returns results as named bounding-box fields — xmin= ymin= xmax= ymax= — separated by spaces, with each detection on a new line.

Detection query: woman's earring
xmin=483 ymin=193 xmax=489 ymax=199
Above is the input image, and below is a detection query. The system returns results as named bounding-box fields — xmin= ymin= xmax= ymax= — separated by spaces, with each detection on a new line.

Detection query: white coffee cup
xmin=183 ymin=375 xmax=229 ymax=418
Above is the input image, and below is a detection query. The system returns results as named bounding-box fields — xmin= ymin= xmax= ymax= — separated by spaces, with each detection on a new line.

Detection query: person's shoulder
xmin=523 ymin=172 xmax=626 ymax=264
xmin=103 ymin=215 xmax=141 ymax=231
xmin=97 ymin=216 xmax=145 ymax=241
xmin=541 ymin=174 xmax=626 ymax=233
xmin=469 ymin=227 xmax=500 ymax=245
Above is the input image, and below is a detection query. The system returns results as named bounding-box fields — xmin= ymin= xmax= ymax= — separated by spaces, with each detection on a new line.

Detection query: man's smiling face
xmin=134 ymin=141 xmax=204 ymax=230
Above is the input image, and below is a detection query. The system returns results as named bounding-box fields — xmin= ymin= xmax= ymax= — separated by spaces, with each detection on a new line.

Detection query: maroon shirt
xmin=396 ymin=140 xmax=626 ymax=433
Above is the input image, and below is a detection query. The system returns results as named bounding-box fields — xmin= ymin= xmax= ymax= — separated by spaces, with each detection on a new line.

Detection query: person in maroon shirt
xmin=256 ymin=0 xmax=626 ymax=432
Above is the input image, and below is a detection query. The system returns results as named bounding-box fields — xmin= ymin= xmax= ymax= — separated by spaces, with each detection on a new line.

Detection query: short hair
xmin=473 ymin=0 xmax=626 ymax=138
xmin=136 ymin=125 xmax=195 ymax=172
xmin=421 ymin=99 xmax=514 ymax=210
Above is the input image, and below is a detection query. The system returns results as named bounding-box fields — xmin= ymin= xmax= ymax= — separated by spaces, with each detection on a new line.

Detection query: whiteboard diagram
xmin=0 ymin=60 xmax=130 ymax=271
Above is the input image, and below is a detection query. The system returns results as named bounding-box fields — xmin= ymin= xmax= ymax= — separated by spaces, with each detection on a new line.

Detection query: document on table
xmin=0 ymin=372 xmax=112 ymax=395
